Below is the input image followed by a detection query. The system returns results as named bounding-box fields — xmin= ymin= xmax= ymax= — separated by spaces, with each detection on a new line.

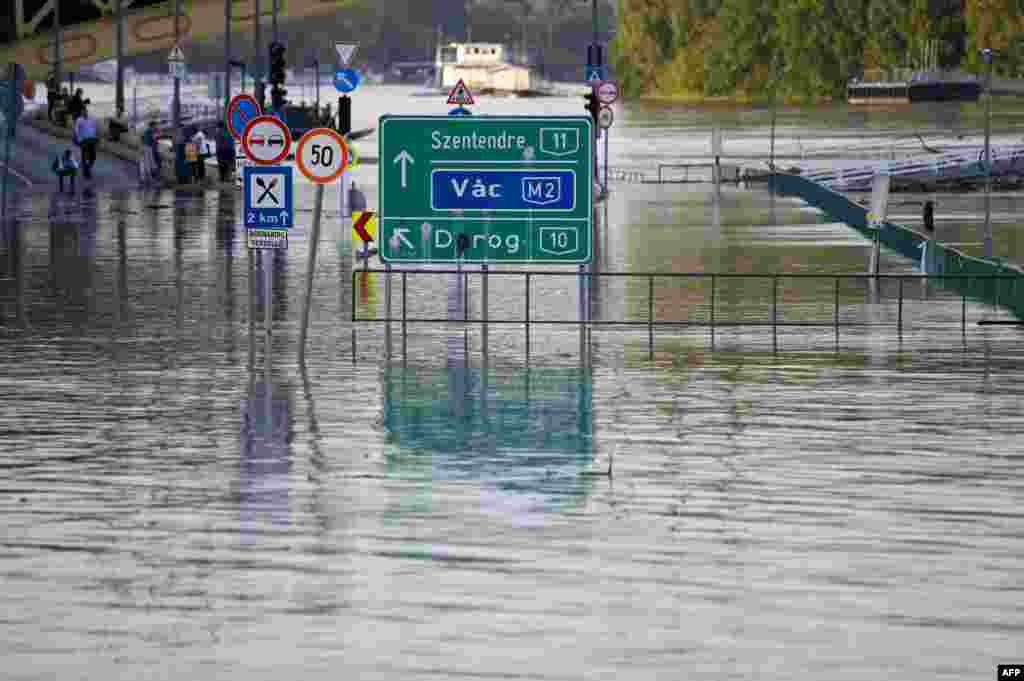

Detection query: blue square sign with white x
xmin=243 ymin=165 xmax=293 ymax=229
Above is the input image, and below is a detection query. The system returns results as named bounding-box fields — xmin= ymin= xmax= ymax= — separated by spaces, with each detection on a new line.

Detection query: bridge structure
xmin=389 ymin=61 xmax=435 ymax=81
xmin=799 ymin=144 xmax=1024 ymax=191
xmin=1 ymin=0 xmax=357 ymax=81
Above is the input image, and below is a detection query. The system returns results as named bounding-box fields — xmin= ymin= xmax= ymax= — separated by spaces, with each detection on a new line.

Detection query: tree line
xmin=610 ymin=0 xmax=1024 ymax=100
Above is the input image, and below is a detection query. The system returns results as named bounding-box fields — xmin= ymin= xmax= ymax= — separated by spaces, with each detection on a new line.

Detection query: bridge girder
xmin=3 ymin=0 xmax=356 ymax=81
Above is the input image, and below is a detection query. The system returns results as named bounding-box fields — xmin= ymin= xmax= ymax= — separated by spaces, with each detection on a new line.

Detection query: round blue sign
xmin=228 ymin=95 xmax=261 ymax=140
xmin=333 ymin=68 xmax=361 ymax=93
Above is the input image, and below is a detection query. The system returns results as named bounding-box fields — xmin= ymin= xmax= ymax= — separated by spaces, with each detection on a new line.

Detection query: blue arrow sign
xmin=228 ymin=96 xmax=260 ymax=140
xmin=333 ymin=67 xmax=361 ymax=93
xmin=243 ymin=165 xmax=294 ymax=230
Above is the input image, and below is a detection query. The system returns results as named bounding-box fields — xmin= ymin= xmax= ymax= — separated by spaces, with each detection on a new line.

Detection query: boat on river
xmin=848 ymin=69 xmax=980 ymax=104
xmin=434 ymin=42 xmax=554 ymax=97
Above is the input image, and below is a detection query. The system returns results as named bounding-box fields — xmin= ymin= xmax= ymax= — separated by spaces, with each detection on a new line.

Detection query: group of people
xmin=47 ymin=72 xmax=238 ymax=192
xmin=46 ymin=74 xmax=90 ymax=127
xmin=51 ymin=81 xmax=98 ymax=194
xmin=139 ymin=121 xmax=236 ymax=186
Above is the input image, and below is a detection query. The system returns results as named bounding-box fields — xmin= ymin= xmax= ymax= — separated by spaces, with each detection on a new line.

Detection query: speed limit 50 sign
xmin=295 ymin=127 xmax=350 ymax=184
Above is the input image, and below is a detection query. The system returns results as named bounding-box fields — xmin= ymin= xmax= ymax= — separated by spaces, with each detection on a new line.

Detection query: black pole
xmin=115 ymin=0 xmax=124 ymax=118
xmin=224 ymin=0 xmax=232 ymax=114
xmin=254 ymin=0 xmax=263 ymax=110
xmin=54 ymin=0 xmax=62 ymax=92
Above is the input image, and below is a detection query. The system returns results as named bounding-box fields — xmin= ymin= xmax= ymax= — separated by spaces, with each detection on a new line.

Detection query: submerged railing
xmin=353 ymin=269 xmax=1022 ymax=355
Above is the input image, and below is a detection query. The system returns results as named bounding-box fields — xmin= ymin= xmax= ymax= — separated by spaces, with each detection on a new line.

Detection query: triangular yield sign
xmin=168 ymin=45 xmax=185 ymax=62
xmin=446 ymin=79 xmax=475 ymax=106
xmin=335 ymin=43 xmax=358 ymax=65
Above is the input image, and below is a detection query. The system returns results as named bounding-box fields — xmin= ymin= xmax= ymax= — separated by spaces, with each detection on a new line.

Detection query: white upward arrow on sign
xmin=335 ymin=43 xmax=358 ymax=65
xmin=393 ymin=149 xmax=414 ymax=188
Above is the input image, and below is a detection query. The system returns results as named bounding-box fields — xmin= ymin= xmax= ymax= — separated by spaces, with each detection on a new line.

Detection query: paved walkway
xmin=1 ymin=117 xmax=143 ymax=194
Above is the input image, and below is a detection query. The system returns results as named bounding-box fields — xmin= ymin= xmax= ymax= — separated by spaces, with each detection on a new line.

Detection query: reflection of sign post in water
xmin=382 ymin=367 xmax=595 ymax=507
xmin=240 ymin=381 xmax=292 ymax=536
xmin=867 ymin=173 xmax=890 ymax=275
xmin=378 ymin=115 xmax=593 ymax=263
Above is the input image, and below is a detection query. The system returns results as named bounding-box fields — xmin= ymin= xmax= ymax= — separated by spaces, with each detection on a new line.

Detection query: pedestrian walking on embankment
xmin=191 ymin=127 xmax=210 ymax=182
xmin=46 ymin=72 xmax=59 ymax=123
xmin=67 ymin=89 xmax=86 ymax=122
xmin=140 ymin=121 xmax=161 ymax=184
xmin=73 ymin=110 xmax=99 ymax=180
xmin=52 ymin=149 xmax=79 ymax=194
xmin=215 ymin=122 xmax=236 ymax=183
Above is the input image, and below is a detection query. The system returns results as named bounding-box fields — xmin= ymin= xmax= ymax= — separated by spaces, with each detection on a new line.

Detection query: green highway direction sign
xmin=378 ymin=115 xmax=593 ymax=264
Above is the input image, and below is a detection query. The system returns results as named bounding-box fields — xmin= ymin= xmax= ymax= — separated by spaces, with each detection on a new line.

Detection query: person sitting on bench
xmin=52 ymin=149 xmax=79 ymax=193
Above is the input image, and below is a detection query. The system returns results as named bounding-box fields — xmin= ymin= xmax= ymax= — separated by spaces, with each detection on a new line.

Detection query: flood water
xmin=2 ymin=85 xmax=1023 ymax=680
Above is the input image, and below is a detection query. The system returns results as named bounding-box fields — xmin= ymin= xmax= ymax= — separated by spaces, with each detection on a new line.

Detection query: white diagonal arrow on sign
xmin=393 ymin=149 xmax=414 ymax=189
xmin=393 ymin=228 xmax=414 ymax=250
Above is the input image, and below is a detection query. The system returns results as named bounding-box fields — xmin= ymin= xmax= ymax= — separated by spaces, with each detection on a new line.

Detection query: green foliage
xmin=615 ymin=0 xmax=1024 ymax=99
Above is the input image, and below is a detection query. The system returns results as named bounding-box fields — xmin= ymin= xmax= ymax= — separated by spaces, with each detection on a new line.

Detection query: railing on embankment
xmin=770 ymin=172 xmax=1024 ymax=320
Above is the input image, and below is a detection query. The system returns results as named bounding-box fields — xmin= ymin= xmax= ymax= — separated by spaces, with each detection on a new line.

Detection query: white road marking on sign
xmin=393 ymin=228 xmax=414 ymax=249
xmin=393 ymin=149 xmax=414 ymax=188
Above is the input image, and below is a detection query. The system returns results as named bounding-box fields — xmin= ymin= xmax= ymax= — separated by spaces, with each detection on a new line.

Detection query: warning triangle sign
xmin=168 ymin=45 xmax=185 ymax=62
xmin=446 ymin=79 xmax=475 ymax=106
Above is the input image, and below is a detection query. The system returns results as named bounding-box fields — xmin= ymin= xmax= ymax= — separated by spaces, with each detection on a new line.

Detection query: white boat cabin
xmin=436 ymin=42 xmax=532 ymax=93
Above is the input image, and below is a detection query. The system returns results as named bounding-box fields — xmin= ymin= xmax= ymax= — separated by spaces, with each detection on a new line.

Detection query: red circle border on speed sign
xmin=295 ymin=127 xmax=349 ymax=184
xmin=241 ymin=115 xmax=292 ymax=165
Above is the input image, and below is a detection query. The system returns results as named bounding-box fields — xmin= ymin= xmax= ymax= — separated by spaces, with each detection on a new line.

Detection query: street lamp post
xmin=982 ymin=47 xmax=993 ymax=258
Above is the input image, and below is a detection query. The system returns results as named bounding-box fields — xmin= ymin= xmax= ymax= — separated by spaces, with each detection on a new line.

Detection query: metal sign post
xmin=296 ymin=127 xmax=351 ymax=362
xmin=0 ymin=65 xmax=16 ymax=227
xmin=867 ymin=173 xmax=891 ymax=276
xmin=378 ymin=115 xmax=594 ymax=264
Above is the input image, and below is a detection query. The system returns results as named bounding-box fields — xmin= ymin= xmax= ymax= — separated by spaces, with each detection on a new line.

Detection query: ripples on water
xmin=1 ymin=94 xmax=1024 ymax=679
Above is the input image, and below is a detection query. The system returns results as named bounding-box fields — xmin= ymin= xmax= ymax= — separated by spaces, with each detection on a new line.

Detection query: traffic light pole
xmin=173 ymin=0 xmax=182 ymax=180
xmin=53 ymin=0 xmax=62 ymax=94
xmin=337 ymin=93 xmax=351 ymax=243
xmin=115 ymin=0 xmax=124 ymax=119
xmin=224 ymin=0 xmax=232 ymax=114
xmin=254 ymin=0 xmax=264 ymax=110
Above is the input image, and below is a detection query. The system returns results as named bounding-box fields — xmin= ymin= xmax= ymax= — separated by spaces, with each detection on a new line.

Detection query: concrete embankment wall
xmin=771 ymin=172 xmax=1024 ymax=319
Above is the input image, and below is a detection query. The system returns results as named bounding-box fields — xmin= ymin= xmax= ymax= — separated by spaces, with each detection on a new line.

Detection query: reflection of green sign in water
xmin=378 ymin=115 xmax=593 ymax=264
xmin=382 ymin=367 xmax=594 ymax=499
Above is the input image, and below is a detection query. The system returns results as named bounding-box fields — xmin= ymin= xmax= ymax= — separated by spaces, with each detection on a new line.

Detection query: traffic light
xmin=337 ymin=95 xmax=351 ymax=136
xmin=269 ymin=41 xmax=287 ymax=110
xmin=584 ymin=90 xmax=599 ymax=124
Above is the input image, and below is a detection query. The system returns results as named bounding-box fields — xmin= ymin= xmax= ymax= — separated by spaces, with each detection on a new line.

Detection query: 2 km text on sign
xmin=378 ymin=115 xmax=593 ymax=264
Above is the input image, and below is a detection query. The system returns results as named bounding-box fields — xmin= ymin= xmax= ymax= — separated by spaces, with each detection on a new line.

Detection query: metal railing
xmin=353 ymin=270 xmax=1022 ymax=354
xmin=800 ymin=144 xmax=1024 ymax=189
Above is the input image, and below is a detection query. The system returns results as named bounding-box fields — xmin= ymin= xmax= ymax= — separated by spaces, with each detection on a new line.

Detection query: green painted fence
xmin=771 ymin=172 xmax=1024 ymax=320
